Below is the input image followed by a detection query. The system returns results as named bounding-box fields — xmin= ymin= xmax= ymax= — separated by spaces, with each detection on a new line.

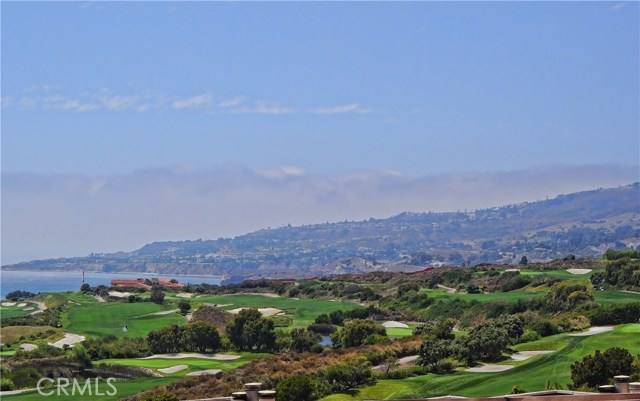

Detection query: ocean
xmin=0 ymin=270 xmax=222 ymax=298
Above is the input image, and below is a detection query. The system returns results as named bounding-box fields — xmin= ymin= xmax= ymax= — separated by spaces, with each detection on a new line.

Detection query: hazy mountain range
xmin=4 ymin=182 xmax=638 ymax=281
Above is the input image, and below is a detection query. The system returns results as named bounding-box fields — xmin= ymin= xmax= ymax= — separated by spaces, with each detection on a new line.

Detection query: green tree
xmin=324 ymin=357 xmax=374 ymax=392
xmin=290 ymin=328 xmax=321 ymax=353
xmin=150 ymin=290 xmax=165 ymax=305
xmin=275 ymin=374 xmax=318 ymax=401
xmin=417 ymin=336 xmax=452 ymax=372
xmin=183 ymin=321 xmax=221 ymax=353
xmin=331 ymin=319 xmax=387 ymax=348
xmin=570 ymin=348 xmax=634 ymax=390
xmin=519 ymin=255 xmax=528 ymax=265
xmin=226 ymin=308 xmax=276 ymax=351
xmin=80 ymin=283 xmax=91 ymax=293
xmin=178 ymin=300 xmax=191 ymax=315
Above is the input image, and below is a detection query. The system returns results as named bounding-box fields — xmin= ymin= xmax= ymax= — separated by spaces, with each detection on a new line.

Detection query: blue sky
xmin=1 ymin=2 xmax=639 ymax=263
xmin=3 ymin=1 xmax=638 ymax=175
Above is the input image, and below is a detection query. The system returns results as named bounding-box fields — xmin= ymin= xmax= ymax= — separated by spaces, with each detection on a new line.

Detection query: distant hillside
xmin=4 ymin=183 xmax=639 ymax=281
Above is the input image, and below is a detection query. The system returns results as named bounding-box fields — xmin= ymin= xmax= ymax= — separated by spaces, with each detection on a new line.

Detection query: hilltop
xmin=3 ymin=183 xmax=639 ymax=281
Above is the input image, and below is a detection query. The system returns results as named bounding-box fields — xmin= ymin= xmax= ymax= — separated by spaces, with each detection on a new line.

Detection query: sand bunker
xmin=157 ymin=364 xmax=188 ymax=374
xmin=176 ymin=293 xmax=194 ymax=298
xmin=108 ymin=291 xmax=134 ymax=298
xmin=33 ymin=301 xmax=47 ymax=311
xmin=186 ymin=369 xmax=222 ymax=377
xmin=29 ymin=310 xmax=44 ymax=316
xmin=228 ymin=307 xmax=283 ymax=317
xmin=510 ymin=350 xmax=554 ymax=361
xmin=567 ymin=269 xmax=592 ymax=275
xmin=466 ymin=364 xmax=514 ymax=373
xmin=436 ymin=284 xmax=456 ymax=294
xmin=147 ymin=309 xmax=179 ymax=316
xmin=1 ymin=302 xmax=16 ymax=307
xmin=567 ymin=326 xmax=614 ymax=336
xmin=382 ymin=321 xmax=409 ymax=328
xmin=48 ymin=333 xmax=85 ymax=348
xmin=20 ymin=343 xmax=38 ymax=351
xmin=17 ymin=303 xmax=27 ymax=307
xmin=505 ymin=269 xmax=520 ymax=273
xmin=141 ymin=353 xmax=241 ymax=360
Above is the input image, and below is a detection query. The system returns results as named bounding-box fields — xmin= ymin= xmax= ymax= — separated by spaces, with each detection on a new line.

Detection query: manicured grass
xmin=0 ymin=305 xmax=32 ymax=320
xmin=63 ymin=302 xmax=186 ymax=338
xmin=593 ymin=290 xmax=640 ymax=304
xmin=385 ymin=327 xmax=415 ymax=338
xmin=193 ymin=294 xmax=362 ymax=328
xmin=97 ymin=352 xmax=268 ymax=377
xmin=424 ymin=289 xmax=546 ymax=303
xmin=321 ymin=324 xmax=640 ymax=401
xmin=3 ymin=377 xmax=178 ymax=401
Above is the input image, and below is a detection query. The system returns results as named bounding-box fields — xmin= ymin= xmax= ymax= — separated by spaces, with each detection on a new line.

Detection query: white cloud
xmin=100 ymin=95 xmax=141 ymax=111
xmin=611 ymin=3 xmax=625 ymax=11
xmin=172 ymin=93 xmax=213 ymax=109
xmin=231 ymin=101 xmax=296 ymax=115
xmin=42 ymin=96 xmax=98 ymax=112
xmin=310 ymin=103 xmax=371 ymax=114
xmin=218 ymin=96 xmax=245 ymax=108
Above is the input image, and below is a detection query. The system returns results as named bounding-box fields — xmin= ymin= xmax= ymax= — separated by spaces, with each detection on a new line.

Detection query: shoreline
xmin=0 ymin=269 xmax=224 ymax=279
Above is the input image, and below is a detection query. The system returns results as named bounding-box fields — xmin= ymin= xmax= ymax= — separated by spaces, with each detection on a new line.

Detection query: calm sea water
xmin=0 ymin=270 xmax=222 ymax=299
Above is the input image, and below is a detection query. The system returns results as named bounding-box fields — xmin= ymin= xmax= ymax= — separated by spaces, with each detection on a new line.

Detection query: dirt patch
xmin=567 ymin=326 xmax=614 ymax=336
xmin=436 ymin=284 xmax=456 ymax=294
xmin=567 ymin=268 xmax=592 ymax=275
xmin=466 ymin=364 xmax=514 ymax=373
xmin=48 ymin=333 xmax=85 ymax=348
xmin=158 ymin=364 xmax=189 ymax=374
xmin=510 ymin=350 xmax=554 ymax=361
xmin=186 ymin=369 xmax=222 ymax=377
xmin=19 ymin=343 xmax=38 ymax=351
xmin=382 ymin=321 xmax=409 ymax=328
xmin=141 ymin=353 xmax=241 ymax=360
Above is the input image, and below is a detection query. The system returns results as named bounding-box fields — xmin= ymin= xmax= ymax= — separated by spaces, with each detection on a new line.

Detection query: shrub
xmin=0 ymin=378 xmax=15 ymax=391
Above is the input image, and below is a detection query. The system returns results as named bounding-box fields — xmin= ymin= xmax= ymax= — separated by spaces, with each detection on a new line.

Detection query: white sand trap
xmin=96 ymin=296 xmax=106 ymax=303
xmin=466 ymin=364 xmax=514 ymax=373
xmin=29 ymin=310 xmax=44 ymax=316
xmin=567 ymin=268 xmax=592 ymax=275
xmin=176 ymin=292 xmax=194 ymax=298
xmin=186 ymin=313 xmax=193 ymax=322
xmin=141 ymin=353 xmax=241 ymax=360
xmin=149 ymin=309 xmax=179 ymax=316
xmin=1 ymin=302 xmax=16 ymax=307
xmin=23 ymin=307 xmax=34 ymax=311
xmin=186 ymin=369 xmax=222 ymax=377
xmin=382 ymin=321 xmax=409 ymax=328
xmin=158 ymin=364 xmax=188 ymax=374
xmin=20 ymin=343 xmax=38 ymax=351
xmin=108 ymin=291 xmax=134 ymax=298
xmin=567 ymin=326 xmax=614 ymax=336
xmin=17 ymin=303 xmax=27 ymax=307
xmin=510 ymin=350 xmax=554 ymax=361
xmin=228 ymin=307 xmax=283 ymax=317
xmin=48 ymin=333 xmax=85 ymax=348
xmin=505 ymin=269 xmax=520 ymax=272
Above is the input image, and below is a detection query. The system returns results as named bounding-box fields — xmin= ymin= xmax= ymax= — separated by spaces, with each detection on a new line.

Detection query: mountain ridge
xmin=3 ymin=183 xmax=639 ymax=281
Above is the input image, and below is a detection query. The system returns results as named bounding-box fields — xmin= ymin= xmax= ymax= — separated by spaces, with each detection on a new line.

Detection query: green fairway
xmin=97 ymin=352 xmax=268 ymax=377
xmin=424 ymin=288 xmax=546 ymax=303
xmin=63 ymin=302 xmax=186 ymax=338
xmin=385 ymin=326 xmax=415 ymax=338
xmin=593 ymin=290 xmax=640 ymax=304
xmin=193 ymin=294 xmax=362 ymax=327
xmin=3 ymin=377 xmax=177 ymax=401
xmin=321 ymin=324 xmax=640 ymax=401
xmin=0 ymin=305 xmax=33 ymax=320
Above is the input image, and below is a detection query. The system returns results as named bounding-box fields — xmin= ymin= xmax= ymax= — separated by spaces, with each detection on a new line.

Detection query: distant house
xmin=110 ymin=278 xmax=185 ymax=290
